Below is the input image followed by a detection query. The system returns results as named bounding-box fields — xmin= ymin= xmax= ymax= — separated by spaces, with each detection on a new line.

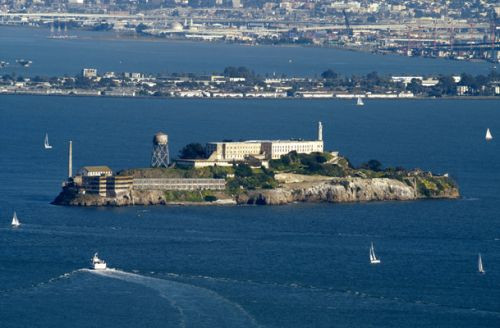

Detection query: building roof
xmin=208 ymin=139 xmax=322 ymax=144
xmin=81 ymin=166 xmax=112 ymax=172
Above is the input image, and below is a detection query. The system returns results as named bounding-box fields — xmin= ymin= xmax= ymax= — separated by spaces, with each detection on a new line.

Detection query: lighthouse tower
xmin=68 ymin=140 xmax=73 ymax=178
xmin=318 ymin=121 xmax=323 ymax=141
xmin=151 ymin=132 xmax=170 ymax=168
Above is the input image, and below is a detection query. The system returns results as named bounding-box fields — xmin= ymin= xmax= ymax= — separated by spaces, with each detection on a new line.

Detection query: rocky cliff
xmin=53 ymin=175 xmax=459 ymax=207
xmin=237 ymin=176 xmax=459 ymax=205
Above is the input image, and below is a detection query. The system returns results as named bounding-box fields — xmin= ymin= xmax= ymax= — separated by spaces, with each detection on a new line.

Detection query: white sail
xmin=357 ymin=97 xmax=364 ymax=106
xmin=485 ymin=128 xmax=493 ymax=141
xmin=370 ymin=242 xmax=380 ymax=264
xmin=478 ymin=254 xmax=485 ymax=274
xmin=44 ymin=133 xmax=52 ymax=149
xmin=11 ymin=211 xmax=20 ymax=227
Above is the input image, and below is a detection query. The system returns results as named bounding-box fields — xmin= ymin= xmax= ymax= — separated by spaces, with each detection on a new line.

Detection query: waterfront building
xmin=391 ymin=76 xmax=423 ymax=85
xmin=82 ymin=68 xmax=97 ymax=78
xmin=75 ymin=174 xmax=222 ymax=196
xmin=81 ymin=175 xmax=133 ymax=197
xmin=78 ymin=166 xmax=113 ymax=177
xmin=133 ymin=178 xmax=225 ymax=191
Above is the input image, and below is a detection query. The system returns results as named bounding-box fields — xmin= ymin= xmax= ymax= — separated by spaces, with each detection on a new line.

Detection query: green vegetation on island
xmin=118 ymin=150 xmax=457 ymax=203
xmin=3 ymin=67 xmax=499 ymax=99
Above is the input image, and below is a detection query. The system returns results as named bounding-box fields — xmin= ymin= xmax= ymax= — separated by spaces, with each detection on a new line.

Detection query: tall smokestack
xmin=68 ymin=140 xmax=73 ymax=178
xmin=318 ymin=121 xmax=323 ymax=141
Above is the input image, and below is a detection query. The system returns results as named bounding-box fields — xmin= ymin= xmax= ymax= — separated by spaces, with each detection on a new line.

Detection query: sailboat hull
xmin=44 ymin=134 xmax=52 ymax=149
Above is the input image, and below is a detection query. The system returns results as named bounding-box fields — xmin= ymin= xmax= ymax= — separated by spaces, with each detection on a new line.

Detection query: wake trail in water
xmin=161 ymin=271 xmax=500 ymax=318
xmin=87 ymin=269 xmax=260 ymax=328
xmin=0 ymin=269 xmax=85 ymax=295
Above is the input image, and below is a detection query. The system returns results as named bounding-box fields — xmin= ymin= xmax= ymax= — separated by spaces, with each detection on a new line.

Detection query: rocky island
xmin=53 ymin=151 xmax=459 ymax=207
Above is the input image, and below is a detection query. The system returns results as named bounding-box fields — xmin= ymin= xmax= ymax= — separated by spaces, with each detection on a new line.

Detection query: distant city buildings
xmin=82 ymin=68 xmax=97 ymax=78
xmin=0 ymin=0 xmax=497 ymax=63
xmin=2 ymin=67 xmax=500 ymax=99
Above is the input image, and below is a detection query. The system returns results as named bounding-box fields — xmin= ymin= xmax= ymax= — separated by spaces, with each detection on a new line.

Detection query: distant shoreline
xmin=0 ymin=24 xmax=495 ymax=67
xmin=0 ymin=92 xmax=499 ymax=101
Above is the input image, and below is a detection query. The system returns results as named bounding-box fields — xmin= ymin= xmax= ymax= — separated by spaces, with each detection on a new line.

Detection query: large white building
xmin=205 ymin=121 xmax=324 ymax=161
xmin=261 ymin=139 xmax=324 ymax=159
xmin=176 ymin=122 xmax=325 ymax=169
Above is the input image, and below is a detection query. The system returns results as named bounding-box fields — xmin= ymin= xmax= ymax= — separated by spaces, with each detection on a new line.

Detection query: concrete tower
xmin=68 ymin=140 xmax=73 ymax=178
xmin=318 ymin=121 xmax=323 ymax=141
xmin=151 ymin=132 xmax=169 ymax=168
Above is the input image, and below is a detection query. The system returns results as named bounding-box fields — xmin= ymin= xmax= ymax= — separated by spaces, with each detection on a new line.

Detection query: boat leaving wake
xmin=87 ymin=268 xmax=260 ymax=328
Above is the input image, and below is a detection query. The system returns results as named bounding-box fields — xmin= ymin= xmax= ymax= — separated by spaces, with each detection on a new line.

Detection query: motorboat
xmin=91 ymin=253 xmax=107 ymax=270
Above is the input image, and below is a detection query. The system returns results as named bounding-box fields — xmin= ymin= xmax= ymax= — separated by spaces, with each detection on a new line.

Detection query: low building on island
xmin=64 ymin=142 xmax=225 ymax=198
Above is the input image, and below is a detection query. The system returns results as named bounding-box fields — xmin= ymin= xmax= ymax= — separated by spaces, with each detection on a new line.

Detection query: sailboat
xmin=356 ymin=96 xmax=364 ymax=106
xmin=11 ymin=211 xmax=20 ymax=228
xmin=478 ymin=253 xmax=485 ymax=274
xmin=370 ymin=242 xmax=381 ymax=264
xmin=485 ymin=128 xmax=493 ymax=141
xmin=44 ymin=133 xmax=52 ymax=149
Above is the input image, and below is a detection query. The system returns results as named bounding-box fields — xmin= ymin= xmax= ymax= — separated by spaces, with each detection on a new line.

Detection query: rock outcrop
xmin=240 ymin=177 xmax=459 ymax=205
xmin=53 ymin=175 xmax=459 ymax=207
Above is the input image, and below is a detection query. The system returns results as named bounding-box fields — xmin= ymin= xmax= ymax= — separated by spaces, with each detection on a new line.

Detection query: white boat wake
xmin=87 ymin=268 xmax=260 ymax=328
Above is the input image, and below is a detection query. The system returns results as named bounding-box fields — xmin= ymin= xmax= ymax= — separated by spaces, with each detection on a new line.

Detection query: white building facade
xmin=204 ymin=122 xmax=324 ymax=161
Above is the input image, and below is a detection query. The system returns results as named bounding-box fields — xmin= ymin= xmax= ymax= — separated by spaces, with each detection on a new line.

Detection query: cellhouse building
xmin=178 ymin=122 xmax=326 ymax=168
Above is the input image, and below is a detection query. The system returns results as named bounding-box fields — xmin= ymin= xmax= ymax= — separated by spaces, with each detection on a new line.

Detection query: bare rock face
xmin=53 ymin=176 xmax=459 ymax=207
xmin=241 ymin=177 xmax=456 ymax=205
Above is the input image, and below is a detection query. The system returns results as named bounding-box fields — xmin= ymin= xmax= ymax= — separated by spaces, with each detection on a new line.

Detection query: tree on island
xmin=360 ymin=159 xmax=383 ymax=172
xmin=179 ymin=143 xmax=206 ymax=159
xmin=223 ymin=66 xmax=256 ymax=80
xmin=434 ymin=75 xmax=456 ymax=96
xmin=321 ymin=69 xmax=338 ymax=80
xmin=407 ymin=78 xmax=424 ymax=94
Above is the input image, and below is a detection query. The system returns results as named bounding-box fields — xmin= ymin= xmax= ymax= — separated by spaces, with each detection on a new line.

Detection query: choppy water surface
xmin=0 ymin=95 xmax=499 ymax=327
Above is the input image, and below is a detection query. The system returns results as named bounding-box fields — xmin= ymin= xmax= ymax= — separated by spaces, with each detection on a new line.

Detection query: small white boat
xmin=356 ymin=96 xmax=364 ymax=106
xmin=478 ymin=253 xmax=485 ymax=274
xmin=370 ymin=242 xmax=381 ymax=264
xmin=91 ymin=253 xmax=107 ymax=270
xmin=44 ymin=133 xmax=52 ymax=149
xmin=11 ymin=211 xmax=20 ymax=228
xmin=485 ymin=128 xmax=493 ymax=141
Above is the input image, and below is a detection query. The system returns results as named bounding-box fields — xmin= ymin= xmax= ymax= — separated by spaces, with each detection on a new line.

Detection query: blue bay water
xmin=0 ymin=26 xmax=495 ymax=77
xmin=0 ymin=95 xmax=499 ymax=327
xmin=1 ymin=25 xmax=500 ymax=327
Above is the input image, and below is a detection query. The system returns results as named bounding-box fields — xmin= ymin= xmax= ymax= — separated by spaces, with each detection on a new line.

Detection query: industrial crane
xmin=342 ymin=9 xmax=353 ymax=37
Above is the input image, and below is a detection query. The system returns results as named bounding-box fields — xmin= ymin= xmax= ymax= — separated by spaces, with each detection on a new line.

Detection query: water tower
xmin=151 ymin=132 xmax=169 ymax=168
